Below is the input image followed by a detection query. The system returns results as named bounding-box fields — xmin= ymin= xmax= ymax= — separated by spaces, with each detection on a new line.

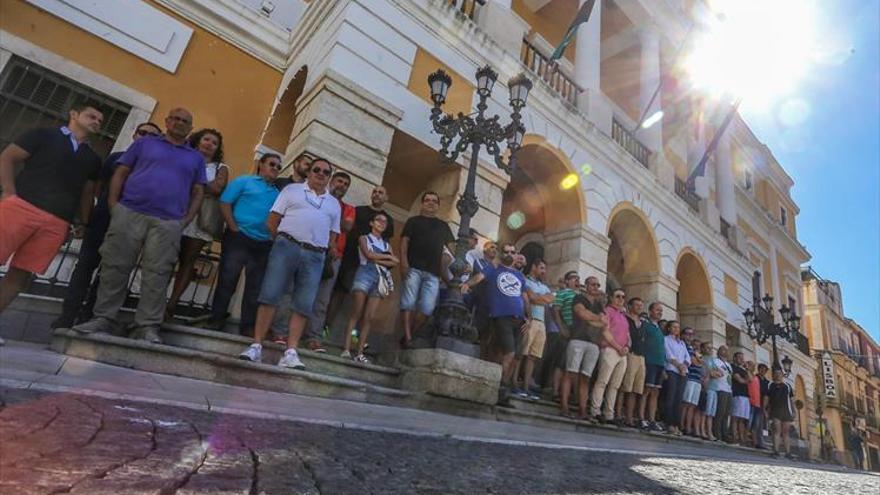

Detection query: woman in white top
xmin=166 ymin=128 xmax=229 ymax=319
xmin=341 ymin=213 xmax=398 ymax=363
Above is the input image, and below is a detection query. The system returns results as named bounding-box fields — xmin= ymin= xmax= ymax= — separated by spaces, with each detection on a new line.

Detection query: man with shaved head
xmin=73 ymin=107 xmax=207 ymax=344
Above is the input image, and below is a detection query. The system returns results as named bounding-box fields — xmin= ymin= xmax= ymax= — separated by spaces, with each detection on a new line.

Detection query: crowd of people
xmin=0 ymin=104 xmax=801 ymax=457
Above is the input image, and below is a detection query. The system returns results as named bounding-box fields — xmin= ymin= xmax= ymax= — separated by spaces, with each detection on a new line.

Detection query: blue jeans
xmin=399 ymin=267 xmax=440 ymax=315
xmin=211 ymin=230 xmax=272 ymax=332
xmin=257 ymin=236 xmax=325 ymax=316
xmin=351 ymin=263 xmax=382 ymax=297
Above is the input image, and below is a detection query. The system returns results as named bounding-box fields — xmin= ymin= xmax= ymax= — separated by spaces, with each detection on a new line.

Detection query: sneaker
xmin=72 ymin=317 xmax=114 ymax=335
xmin=50 ymin=314 xmax=76 ymax=329
xmin=340 ymin=350 xmax=352 ymax=359
xmin=138 ymin=327 xmax=162 ymax=344
xmin=650 ymin=421 xmax=665 ymax=432
xmin=527 ymin=393 xmax=541 ymax=401
xmin=639 ymin=420 xmax=650 ymax=430
xmin=239 ymin=343 xmax=262 ymax=362
xmin=306 ymin=340 xmax=326 ymax=353
xmin=278 ymin=348 xmax=305 ymax=370
xmin=0 ymin=336 xmax=5 ymax=346
xmin=354 ymin=353 xmax=370 ymax=364
xmin=512 ymin=388 xmax=529 ymax=399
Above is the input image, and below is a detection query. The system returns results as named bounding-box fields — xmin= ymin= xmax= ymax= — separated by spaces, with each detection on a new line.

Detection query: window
xmin=788 ymin=295 xmax=798 ymax=315
xmin=751 ymin=271 xmax=762 ymax=303
xmin=0 ymin=56 xmax=131 ymax=158
xmin=744 ymin=170 xmax=754 ymax=190
xmin=780 ymin=206 xmax=788 ymax=226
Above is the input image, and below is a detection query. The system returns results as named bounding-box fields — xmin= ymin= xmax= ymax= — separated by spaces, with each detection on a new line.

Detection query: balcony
xmin=520 ymin=36 xmax=581 ymax=107
xmin=448 ymin=0 xmax=484 ymax=20
xmin=611 ymin=118 xmax=650 ymax=168
xmin=675 ymin=177 xmax=700 ymax=212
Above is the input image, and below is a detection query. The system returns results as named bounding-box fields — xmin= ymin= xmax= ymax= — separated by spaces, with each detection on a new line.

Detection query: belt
xmin=277 ymin=232 xmax=327 ymax=253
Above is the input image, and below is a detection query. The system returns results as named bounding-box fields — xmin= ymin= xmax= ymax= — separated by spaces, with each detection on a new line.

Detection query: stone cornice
xmin=154 ymin=0 xmax=290 ymax=70
xmin=735 ymin=185 xmax=810 ymax=263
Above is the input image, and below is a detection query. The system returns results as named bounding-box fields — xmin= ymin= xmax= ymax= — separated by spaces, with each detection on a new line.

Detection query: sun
xmin=684 ymin=0 xmax=818 ymax=108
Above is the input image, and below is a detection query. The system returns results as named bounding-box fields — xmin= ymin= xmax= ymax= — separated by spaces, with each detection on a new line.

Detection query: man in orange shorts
xmin=0 ymin=102 xmax=104 ymax=344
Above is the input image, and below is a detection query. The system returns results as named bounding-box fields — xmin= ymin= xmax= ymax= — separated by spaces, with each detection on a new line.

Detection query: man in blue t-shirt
xmin=203 ymin=152 xmax=282 ymax=336
xmin=463 ymin=242 xmax=527 ymax=404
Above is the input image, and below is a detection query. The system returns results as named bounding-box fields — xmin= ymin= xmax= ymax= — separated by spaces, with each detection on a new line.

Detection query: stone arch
xmin=260 ymin=65 xmax=308 ymax=156
xmin=605 ymin=202 xmax=661 ymax=299
xmin=794 ymin=374 xmax=808 ymax=439
xmin=499 ymin=134 xmax=588 ymax=282
xmin=675 ymin=248 xmax=714 ymax=338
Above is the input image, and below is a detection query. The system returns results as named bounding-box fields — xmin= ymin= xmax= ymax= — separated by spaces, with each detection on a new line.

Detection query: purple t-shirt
xmin=118 ymin=136 xmax=207 ymax=220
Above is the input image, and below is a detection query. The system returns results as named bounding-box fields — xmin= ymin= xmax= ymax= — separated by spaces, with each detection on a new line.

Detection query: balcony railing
xmin=520 ymin=37 xmax=581 ymax=107
xmin=448 ymin=0 xmax=485 ymax=20
xmin=611 ymin=117 xmax=650 ymax=168
xmin=675 ymin=177 xmax=700 ymax=212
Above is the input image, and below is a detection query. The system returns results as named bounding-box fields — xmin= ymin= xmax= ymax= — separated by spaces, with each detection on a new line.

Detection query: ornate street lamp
xmin=742 ymin=285 xmax=801 ymax=376
xmin=416 ymin=65 xmax=532 ymax=354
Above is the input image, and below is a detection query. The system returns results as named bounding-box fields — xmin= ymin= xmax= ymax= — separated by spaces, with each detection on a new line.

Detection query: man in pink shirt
xmin=590 ymin=288 xmax=631 ymax=423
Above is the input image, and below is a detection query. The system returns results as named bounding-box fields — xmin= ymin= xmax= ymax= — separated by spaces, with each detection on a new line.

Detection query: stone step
xmin=159 ymin=323 xmax=401 ymax=388
xmin=50 ymin=329 xmax=412 ymax=407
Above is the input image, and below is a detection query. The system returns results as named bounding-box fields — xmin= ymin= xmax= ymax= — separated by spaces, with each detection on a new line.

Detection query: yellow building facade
xmin=802 ymin=269 xmax=880 ymax=470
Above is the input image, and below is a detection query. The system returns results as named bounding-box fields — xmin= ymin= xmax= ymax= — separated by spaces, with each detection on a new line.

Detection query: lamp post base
xmin=411 ymin=288 xmax=479 ymax=358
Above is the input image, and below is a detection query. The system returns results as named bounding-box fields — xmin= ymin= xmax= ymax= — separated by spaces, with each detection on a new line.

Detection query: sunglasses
xmin=614 ymin=294 xmax=626 ymax=299
xmin=503 ymin=249 xmax=516 ymax=254
xmin=311 ymin=167 xmax=332 ymax=176
xmin=136 ymin=129 xmax=160 ymax=138
xmin=266 ymin=162 xmax=282 ymax=171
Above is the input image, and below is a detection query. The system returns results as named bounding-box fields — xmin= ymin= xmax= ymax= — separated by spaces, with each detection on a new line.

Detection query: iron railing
xmin=675 ymin=177 xmax=700 ymax=212
xmin=0 ymin=236 xmax=221 ymax=321
xmin=611 ymin=117 xmax=650 ymax=168
xmin=448 ymin=0 xmax=485 ymax=20
xmin=794 ymin=331 xmax=811 ymax=357
xmin=520 ymin=37 xmax=582 ymax=107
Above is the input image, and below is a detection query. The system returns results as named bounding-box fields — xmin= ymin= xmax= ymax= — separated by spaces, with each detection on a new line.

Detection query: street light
xmin=417 ymin=65 xmax=532 ymax=354
xmin=742 ymin=284 xmax=801 ymax=376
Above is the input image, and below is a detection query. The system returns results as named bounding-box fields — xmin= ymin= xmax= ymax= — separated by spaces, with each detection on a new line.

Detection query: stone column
xmin=574 ymin=0 xmax=612 ymax=134
xmin=476 ymin=0 xmax=530 ymax=55
xmin=624 ymin=272 xmax=679 ymax=319
xmin=636 ymin=27 xmax=662 ymax=152
xmin=287 ymin=69 xmax=403 ymax=206
xmin=543 ymin=226 xmax=610 ymax=288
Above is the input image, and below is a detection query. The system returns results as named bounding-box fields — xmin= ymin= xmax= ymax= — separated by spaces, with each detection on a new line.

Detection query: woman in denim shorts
xmin=340 ymin=214 xmax=398 ymax=363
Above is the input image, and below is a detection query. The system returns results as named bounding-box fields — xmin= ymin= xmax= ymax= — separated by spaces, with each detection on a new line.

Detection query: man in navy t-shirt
xmin=464 ymin=242 xmax=527 ymax=404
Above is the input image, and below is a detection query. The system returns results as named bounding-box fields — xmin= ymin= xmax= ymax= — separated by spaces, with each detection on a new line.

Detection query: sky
xmin=738 ymin=0 xmax=880 ymax=341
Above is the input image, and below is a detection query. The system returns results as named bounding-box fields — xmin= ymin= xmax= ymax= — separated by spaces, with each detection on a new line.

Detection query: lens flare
xmin=581 ymin=164 xmax=593 ymax=176
xmin=506 ymin=211 xmax=525 ymax=230
xmin=684 ymin=0 xmax=817 ymax=108
xmin=560 ymin=173 xmax=579 ymax=190
xmin=641 ymin=110 xmax=664 ymax=129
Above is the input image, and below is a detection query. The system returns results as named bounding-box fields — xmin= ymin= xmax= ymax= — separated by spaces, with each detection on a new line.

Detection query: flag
xmin=549 ymin=0 xmax=597 ymax=61
xmin=686 ymin=98 xmax=742 ymax=192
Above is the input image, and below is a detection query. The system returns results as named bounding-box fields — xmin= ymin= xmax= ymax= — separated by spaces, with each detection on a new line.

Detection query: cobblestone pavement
xmin=0 ymin=387 xmax=876 ymax=494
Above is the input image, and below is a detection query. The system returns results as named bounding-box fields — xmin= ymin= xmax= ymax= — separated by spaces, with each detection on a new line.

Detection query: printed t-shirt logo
xmin=497 ymin=271 xmax=522 ymax=297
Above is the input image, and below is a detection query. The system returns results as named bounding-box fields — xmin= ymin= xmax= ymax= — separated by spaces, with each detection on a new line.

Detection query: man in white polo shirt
xmin=239 ymin=158 xmax=341 ymax=369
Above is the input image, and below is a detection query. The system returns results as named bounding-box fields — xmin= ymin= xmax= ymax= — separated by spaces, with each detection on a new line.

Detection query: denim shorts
xmin=351 ymin=263 xmax=381 ymax=297
xmin=257 ymin=236 xmax=325 ymax=316
xmin=644 ymin=363 xmax=665 ymax=388
xmin=399 ymin=267 xmax=440 ymax=315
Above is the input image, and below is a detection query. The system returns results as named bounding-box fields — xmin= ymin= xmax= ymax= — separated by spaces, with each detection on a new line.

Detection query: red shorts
xmin=0 ymin=195 xmax=68 ymax=274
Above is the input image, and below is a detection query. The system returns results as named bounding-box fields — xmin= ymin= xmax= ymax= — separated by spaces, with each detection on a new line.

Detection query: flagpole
xmin=632 ymin=23 xmax=695 ymax=133
xmin=686 ymin=97 xmax=742 ymax=189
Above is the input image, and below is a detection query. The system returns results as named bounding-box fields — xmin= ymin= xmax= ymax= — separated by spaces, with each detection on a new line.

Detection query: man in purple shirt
xmin=73 ymin=108 xmax=206 ymax=343
xmin=590 ymin=288 xmax=631 ymax=423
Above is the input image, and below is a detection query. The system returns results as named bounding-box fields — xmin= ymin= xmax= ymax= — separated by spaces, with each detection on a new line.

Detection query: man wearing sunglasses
xmin=51 ymin=122 xmax=162 ymax=329
xmin=202 ymin=153 xmax=282 ymax=336
xmin=239 ymin=158 xmax=341 ymax=370
xmin=463 ymin=242 xmax=527 ymax=405
xmin=590 ymin=288 xmax=631 ymax=424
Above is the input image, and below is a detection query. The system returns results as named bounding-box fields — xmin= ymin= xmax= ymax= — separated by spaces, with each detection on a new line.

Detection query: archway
xmin=261 ymin=65 xmax=307 ymax=157
xmin=605 ymin=203 xmax=660 ymax=300
xmin=499 ymin=137 xmax=587 ymax=282
xmin=675 ymin=248 xmax=713 ymax=339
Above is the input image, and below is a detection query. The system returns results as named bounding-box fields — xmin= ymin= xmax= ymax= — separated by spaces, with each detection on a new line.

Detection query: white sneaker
xmin=278 ymin=348 xmax=305 ymax=370
xmin=354 ymin=353 xmax=370 ymax=364
xmin=239 ymin=343 xmax=262 ymax=362
xmin=340 ymin=350 xmax=352 ymax=359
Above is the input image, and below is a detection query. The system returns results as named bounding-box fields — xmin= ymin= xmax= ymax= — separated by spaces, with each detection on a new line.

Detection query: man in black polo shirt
xmin=0 ymin=102 xmax=104 ymax=336
xmin=51 ymin=122 xmax=162 ymax=329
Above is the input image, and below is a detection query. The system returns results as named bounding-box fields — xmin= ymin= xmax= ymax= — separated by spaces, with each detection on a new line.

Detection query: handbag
xmin=376 ymin=264 xmax=394 ymax=298
xmin=197 ymin=195 xmax=224 ymax=239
